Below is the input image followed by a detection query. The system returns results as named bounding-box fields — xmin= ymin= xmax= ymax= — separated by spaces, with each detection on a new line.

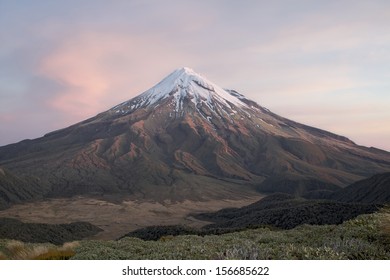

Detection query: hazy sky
xmin=1 ymin=0 xmax=389 ymax=151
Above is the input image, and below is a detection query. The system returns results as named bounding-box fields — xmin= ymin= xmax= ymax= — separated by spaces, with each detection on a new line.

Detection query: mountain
xmin=0 ymin=67 xmax=389 ymax=207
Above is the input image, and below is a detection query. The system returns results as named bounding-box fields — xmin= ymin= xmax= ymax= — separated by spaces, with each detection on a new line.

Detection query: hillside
xmin=0 ymin=167 xmax=44 ymax=210
xmin=0 ymin=218 xmax=102 ymax=245
xmin=330 ymin=172 xmax=390 ymax=203
xmin=195 ymin=194 xmax=380 ymax=230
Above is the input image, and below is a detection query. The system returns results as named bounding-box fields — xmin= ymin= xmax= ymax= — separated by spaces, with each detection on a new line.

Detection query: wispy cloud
xmin=36 ymin=32 xmax=190 ymax=121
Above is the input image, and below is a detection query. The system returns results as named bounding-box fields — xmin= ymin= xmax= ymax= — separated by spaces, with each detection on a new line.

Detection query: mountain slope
xmin=0 ymin=167 xmax=44 ymax=209
xmin=0 ymin=67 xmax=389 ymax=205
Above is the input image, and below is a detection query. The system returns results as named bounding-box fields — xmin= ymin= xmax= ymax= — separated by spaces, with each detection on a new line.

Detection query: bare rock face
xmin=1 ymin=67 xmax=390 ymax=206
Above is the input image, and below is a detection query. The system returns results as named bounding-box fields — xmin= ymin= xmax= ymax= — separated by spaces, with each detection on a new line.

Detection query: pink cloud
xmin=37 ymin=32 xmax=188 ymax=121
xmin=0 ymin=113 xmax=15 ymax=122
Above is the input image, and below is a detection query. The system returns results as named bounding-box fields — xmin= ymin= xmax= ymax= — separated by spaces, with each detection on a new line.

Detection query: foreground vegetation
xmin=0 ymin=240 xmax=79 ymax=260
xmin=1 ymin=207 xmax=389 ymax=260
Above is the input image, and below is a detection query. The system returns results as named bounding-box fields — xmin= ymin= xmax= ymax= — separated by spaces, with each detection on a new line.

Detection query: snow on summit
xmin=111 ymin=67 xmax=249 ymax=114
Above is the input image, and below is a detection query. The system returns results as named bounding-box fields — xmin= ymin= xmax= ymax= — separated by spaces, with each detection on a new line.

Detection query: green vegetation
xmin=72 ymin=211 xmax=390 ymax=260
xmin=1 ymin=205 xmax=389 ymax=260
xmin=1 ymin=208 xmax=389 ymax=260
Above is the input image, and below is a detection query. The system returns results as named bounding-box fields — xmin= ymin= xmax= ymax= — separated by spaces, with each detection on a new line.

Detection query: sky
xmin=0 ymin=0 xmax=389 ymax=151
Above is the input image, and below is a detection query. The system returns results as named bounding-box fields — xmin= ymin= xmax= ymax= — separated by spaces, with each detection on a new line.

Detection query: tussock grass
xmin=0 ymin=253 xmax=6 ymax=260
xmin=0 ymin=240 xmax=79 ymax=260
xmin=33 ymin=248 xmax=76 ymax=260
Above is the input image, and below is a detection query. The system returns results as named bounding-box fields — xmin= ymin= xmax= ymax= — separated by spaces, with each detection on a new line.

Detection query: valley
xmin=0 ymin=194 xmax=264 ymax=240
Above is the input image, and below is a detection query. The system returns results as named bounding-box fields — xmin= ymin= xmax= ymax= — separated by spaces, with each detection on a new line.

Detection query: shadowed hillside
xmin=330 ymin=172 xmax=390 ymax=203
xmin=196 ymin=194 xmax=380 ymax=230
xmin=0 ymin=218 xmax=102 ymax=245
xmin=0 ymin=167 xmax=45 ymax=210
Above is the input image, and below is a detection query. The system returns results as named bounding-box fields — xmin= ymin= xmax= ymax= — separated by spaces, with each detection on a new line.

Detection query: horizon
xmin=1 ymin=1 xmax=389 ymax=151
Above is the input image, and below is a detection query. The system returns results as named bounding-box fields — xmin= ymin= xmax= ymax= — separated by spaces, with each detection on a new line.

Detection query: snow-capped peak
xmin=111 ymin=67 xmax=248 ymax=114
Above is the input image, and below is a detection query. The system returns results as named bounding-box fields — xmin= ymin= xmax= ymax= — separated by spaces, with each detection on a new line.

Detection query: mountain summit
xmin=0 ymin=67 xmax=390 ymax=207
xmin=111 ymin=67 xmax=247 ymax=115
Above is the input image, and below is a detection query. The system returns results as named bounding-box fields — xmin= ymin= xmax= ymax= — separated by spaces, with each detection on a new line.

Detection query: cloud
xmin=37 ymin=32 xmax=190 ymax=121
xmin=0 ymin=113 xmax=15 ymax=123
xmin=246 ymin=2 xmax=390 ymax=55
